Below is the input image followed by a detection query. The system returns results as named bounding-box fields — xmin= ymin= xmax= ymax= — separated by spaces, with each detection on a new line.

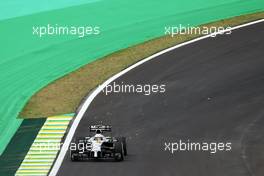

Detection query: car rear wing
xmin=90 ymin=125 xmax=112 ymax=132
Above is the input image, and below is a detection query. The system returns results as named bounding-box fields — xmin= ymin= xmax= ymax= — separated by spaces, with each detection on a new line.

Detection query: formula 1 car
xmin=70 ymin=125 xmax=127 ymax=162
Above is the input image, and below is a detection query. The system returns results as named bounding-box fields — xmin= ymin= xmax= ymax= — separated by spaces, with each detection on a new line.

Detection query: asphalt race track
xmin=57 ymin=22 xmax=264 ymax=176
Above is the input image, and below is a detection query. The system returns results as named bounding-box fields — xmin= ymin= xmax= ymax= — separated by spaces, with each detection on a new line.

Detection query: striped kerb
xmin=15 ymin=115 xmax=73 ymax=176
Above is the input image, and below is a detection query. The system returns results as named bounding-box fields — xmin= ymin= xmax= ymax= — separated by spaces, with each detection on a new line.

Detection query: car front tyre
xmin=114 ymin=140 xmax=124 ymax=162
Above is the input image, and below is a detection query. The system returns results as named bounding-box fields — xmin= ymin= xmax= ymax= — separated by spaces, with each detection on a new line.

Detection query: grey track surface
xmin=57 ymin=22 xmax=264 ymax=176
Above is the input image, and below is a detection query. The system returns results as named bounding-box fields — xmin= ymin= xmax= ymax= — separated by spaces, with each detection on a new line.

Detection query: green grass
xmin=20 ymin=11 xmax=264 ymax=118
xmin=0 ymin=119 xmax=45 ymax=176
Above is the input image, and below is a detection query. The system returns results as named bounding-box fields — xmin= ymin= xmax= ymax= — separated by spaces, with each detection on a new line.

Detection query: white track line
xmin=49 ymin=19 xmax=264 ymax=176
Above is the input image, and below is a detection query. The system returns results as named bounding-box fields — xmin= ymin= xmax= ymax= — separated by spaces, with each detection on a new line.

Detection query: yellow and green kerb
xmin=15 ymin=114 xmax=73 ymax=176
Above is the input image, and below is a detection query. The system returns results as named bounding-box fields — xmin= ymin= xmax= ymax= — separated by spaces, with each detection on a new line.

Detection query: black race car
xmin=70 ymin=125 xmax=127 ymax=161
